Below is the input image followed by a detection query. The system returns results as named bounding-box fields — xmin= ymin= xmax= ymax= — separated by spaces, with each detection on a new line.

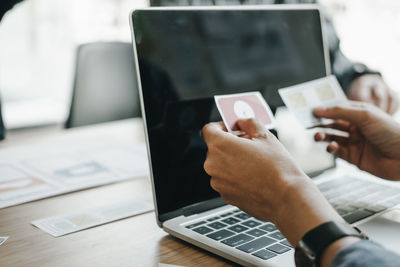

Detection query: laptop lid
xmin=130 ymin=5 xmax=331 ymax=225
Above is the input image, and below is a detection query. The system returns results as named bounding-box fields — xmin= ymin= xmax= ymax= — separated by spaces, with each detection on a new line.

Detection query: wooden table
xmin=0 ymin=119 xmax=237 ymax=267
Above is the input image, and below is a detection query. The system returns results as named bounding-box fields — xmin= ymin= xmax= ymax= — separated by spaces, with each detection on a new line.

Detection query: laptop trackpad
xmin=358 ymin=208 xmax=400 ymax=254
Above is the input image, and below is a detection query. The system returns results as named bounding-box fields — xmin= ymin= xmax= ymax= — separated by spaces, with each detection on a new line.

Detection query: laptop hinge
xmin=182 ymin=198 xmax=226 ymax=217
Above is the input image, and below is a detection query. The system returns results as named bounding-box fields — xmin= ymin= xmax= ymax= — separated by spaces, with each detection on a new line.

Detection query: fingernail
xmin=314 ymin=133 xmax=322 ymax=141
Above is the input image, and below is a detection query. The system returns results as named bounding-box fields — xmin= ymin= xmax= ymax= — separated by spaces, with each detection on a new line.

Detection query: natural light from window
xmin=0 ymin=0 xmax=399 ymax=128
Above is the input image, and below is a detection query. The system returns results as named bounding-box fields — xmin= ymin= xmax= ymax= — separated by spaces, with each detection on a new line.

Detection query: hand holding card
xmin=214 ymin=92 xmax=277 ymax=135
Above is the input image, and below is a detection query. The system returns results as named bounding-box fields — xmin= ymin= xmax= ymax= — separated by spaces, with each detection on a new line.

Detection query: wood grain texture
xmin=0 ymin=119 xmax=237 ymax=267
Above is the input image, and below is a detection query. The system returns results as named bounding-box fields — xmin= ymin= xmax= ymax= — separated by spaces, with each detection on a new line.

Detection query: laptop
xmin=130 ymin=6 xmax=400 ymax=266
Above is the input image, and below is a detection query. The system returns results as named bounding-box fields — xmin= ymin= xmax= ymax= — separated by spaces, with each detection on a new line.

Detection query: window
xmin=0 ymin=0 xmax=148 ymax=128
xmin=0 ymin=0 xmax=398 ymax=128
xmin=320 ymin=0 xmax=400 ymax=95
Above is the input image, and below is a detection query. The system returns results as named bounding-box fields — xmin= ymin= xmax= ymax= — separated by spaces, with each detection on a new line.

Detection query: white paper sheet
xmin=0 ymin=136 xmax=149 ymax=208
xmin=32 ymin=195 xmax=154 ymax=237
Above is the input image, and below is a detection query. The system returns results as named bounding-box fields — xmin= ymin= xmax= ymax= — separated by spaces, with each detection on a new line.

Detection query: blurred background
xmin=0 ymin=0 xmax=399 ymax=129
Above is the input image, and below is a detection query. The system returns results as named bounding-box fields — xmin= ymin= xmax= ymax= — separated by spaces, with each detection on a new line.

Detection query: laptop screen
xmin=132 ymin=7 xmax=331 ymax=221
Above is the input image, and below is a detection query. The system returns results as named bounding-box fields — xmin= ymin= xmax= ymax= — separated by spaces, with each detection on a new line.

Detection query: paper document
xmin=278 ymin=75 xmax=348 ymax=128
xmin=32 ymin=195 xmax=154 ymax=237
xmin=0 ymin=136 xmax=149 ymax=208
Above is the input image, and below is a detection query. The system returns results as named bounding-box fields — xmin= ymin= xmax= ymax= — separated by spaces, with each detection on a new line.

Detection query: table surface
xmin=0 ymin=119 xmax=237 ymax=267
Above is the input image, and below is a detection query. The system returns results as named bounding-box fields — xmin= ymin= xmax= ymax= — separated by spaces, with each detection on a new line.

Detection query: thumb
xmin=236 ymin=118 xmax=269 ymax=140
xmin=202 ymin=121 xmax=232 ymax=145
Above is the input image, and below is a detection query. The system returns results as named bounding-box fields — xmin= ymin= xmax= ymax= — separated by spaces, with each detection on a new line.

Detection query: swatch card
xmin=278 ymin=75 xmax=348 ymax=128
xmin=214 ymin=92 xmax=277 ymax=135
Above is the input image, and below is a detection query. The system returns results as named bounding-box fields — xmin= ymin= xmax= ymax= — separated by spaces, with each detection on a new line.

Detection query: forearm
xmin=273 ymin=175 xmax=364 ymax=267
xmin=275 ymin=176 xmax=343 ymax=246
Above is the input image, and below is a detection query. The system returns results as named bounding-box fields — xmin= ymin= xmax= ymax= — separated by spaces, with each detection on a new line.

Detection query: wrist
xmin=275 ymin=177 xmax=342 ymax=246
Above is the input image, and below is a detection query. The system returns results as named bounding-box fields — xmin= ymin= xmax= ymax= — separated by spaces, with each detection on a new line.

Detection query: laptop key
xmin=208 ymin=222 xmax=227 ymax=230
xmin=336 ymin=205 xmax=358 ymax=213
xmin=221 ymin=233 xmax=254 ymax=247
xmin=228 ymin=224 xmax=249 ymax=233
xmin=269 ymin=231 xmax=285 ymax=240
xmin=207 ymin=216 xmax=221 ymax=222
xmin=365 ymin=205 xmax=386 ymax=213
xmin=192 ymin=226 xmax=214 ymax=235
xmin=336 ymin=208 xmax=349 ymax=216
xmin=234 ymin=212 xmax=251 ymax=220
xmin=236 ymin=236 xmax=276 ymax=253
xmin=343 ymin=209 xmax=374 ymax=224
xmin=186 ymin=221 xmax=206 ymax=229
xmin=242 ymin=220 xmax=262 ymax=228
xmin=221 ymin=217 xmax=241 ymax=225
xmin=221 ymin=212 xmax=234 ymax=217
xmin=252 ymin=249 xmax=277 ymax=260
xmin=280 ymin=239 xmax=293 ymax=248
xmin=246 ymin=228 xmax=267 ymax=237
xmin=259 ymin=223 xmax=277 ymax=232
xmin=207 ymin=229 xmax=235 ymax=241
xmin=267 ymin=243 xmax=291 ymax=254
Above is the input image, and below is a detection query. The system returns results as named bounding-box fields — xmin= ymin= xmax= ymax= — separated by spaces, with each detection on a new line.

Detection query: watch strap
xmin=296 ymin=221 xmax=368 ymax=267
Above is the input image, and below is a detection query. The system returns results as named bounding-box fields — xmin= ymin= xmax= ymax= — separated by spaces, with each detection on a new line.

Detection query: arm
xmin=202 ymin=119 xmax=358 ymax=266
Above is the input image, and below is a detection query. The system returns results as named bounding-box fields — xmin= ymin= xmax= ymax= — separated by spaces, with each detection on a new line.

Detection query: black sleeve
xmin=331 ymin=240 xmax=400 ymax=267
xmin=1 ymin=0 xmax=24 ymax=21
xmin=321 ymin=8 xmax=380 ymax=92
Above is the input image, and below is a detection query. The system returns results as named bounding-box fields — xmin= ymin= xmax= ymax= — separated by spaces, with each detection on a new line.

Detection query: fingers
xmin=371 ymin=85 xmax=389 ymax=112
xmin=387 ymin=90 xmax=399 ymax=115
xmin=317 ymin=120 xmax=351 ymax=132
xmin=314 ymin=132 xmax=348 ymax=145
xmin=201 ymin=122 xmax=231 ymax=145
xmin=313 ymin=101 xmax=372 ymax=125
xmin=236 ymin=118 xmax=269 ymax=140
xmin=325 ymin=141 xmax=349 ymax=162
xmin=349 ymin=85 xmax=372 ymax=103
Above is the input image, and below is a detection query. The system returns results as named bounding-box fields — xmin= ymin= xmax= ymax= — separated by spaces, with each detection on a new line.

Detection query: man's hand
xmin=314 ymin=101 xmax=400 ymax=180
xmin=202 ymin=119 xmax=341 ymax=246
xmin=348 ymin=74 xmax=399 ymax=114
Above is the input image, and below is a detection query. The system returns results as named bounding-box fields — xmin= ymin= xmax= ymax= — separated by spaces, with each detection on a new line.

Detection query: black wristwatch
xmin=295 ymin=221 xmax=368 ymax=267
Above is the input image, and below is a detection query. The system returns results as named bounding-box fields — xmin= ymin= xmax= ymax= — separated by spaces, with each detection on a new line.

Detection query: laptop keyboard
xmin=186 ymin=209 xmax=292 ymax=261
xmin=318 ymin=176 xmax=400 ymax=224
xmin=185 ymin=176 xmax=400 ymax=262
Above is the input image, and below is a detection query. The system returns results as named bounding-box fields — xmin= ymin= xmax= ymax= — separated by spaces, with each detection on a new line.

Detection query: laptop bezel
xmin=129 ymin=4 xmax=332 ymax=227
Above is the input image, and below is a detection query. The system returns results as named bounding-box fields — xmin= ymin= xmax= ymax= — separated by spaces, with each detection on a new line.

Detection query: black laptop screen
xmin=132 ymin=8 xmax=328 ymax=220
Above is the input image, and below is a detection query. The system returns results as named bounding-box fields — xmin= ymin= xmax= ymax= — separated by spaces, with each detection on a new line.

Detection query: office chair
xmin=65 ymin=42 xmax=141 ymax=128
